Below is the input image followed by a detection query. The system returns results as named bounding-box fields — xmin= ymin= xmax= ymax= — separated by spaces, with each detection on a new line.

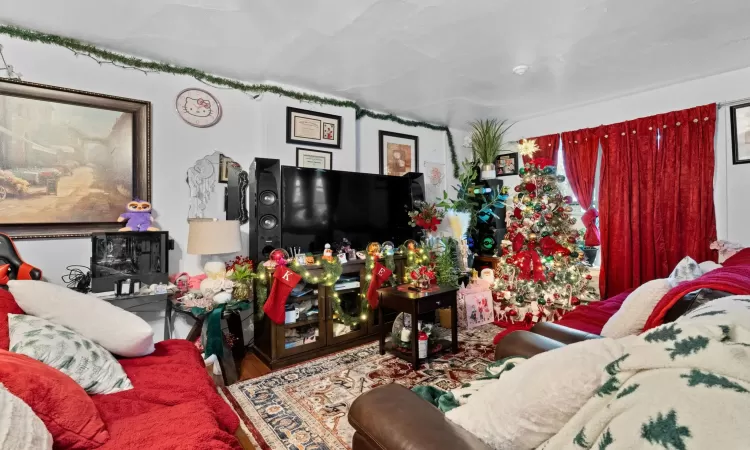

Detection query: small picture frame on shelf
xmin=495 ymin=152 xmax=519 ymax=176
xmin=286 ymin=107 xmax=342 ymax=149
xmin=296 ymin=147 xmax=332 ymax=170
xmin=730 ymin=102 xmax=750 ymax=164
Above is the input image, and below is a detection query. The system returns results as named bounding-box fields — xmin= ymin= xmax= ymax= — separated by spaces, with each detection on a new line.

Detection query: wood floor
xmin=239 ymin=352 xmax=271 ymax=381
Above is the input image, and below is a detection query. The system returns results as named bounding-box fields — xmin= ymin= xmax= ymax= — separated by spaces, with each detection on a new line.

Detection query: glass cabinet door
xmin=276 ymin=281 xmax=325 ymax=357
xmin=327 ymin=273 xmax=368 ymax=343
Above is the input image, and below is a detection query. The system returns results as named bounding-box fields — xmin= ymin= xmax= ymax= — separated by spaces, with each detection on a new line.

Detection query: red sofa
xmin=0 ymin=289 xmax=243 ymax=450
xmin=494 ymin=248 xmax=750 ymax=345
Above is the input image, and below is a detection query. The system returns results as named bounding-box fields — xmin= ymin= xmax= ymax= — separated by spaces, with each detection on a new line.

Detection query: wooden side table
xmin=377 ymin=285 xmax=459 ymax=369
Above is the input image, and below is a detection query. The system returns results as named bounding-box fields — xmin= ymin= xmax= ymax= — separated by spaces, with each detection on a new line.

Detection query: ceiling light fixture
xmin=512 ymin=65 xmax=529 ymax=76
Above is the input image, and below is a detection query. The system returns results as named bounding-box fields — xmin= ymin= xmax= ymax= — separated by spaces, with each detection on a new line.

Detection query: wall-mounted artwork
xmin=0 ymin=79 xmax=151 ymax=239
xmin=175 ymin=88 xmax=222 ymax=128
xmin=423 ymin=161 xmax=445 ymax=202
xmin=286 ymin=107 xmax=341 ymax=149
xmin=730 ymin=102 xmax=750 ymax=164
xmin=379 ymin=131 xmax=418 ymax=176
xmin=296 ymin=147 xmax=332 ymax=170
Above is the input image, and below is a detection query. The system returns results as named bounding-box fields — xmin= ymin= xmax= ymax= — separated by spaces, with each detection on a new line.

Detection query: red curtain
xmin=520 ymin=133 xmax=560 ymax=165
xmin=561 ymin=127 xmax=601 ymax=245
xmin=599 ymin=104 xmax=717 ymax=298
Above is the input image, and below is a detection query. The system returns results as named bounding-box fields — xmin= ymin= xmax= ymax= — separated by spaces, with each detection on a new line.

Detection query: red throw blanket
xmin=643 ymin=264 xmax=750 ymax=330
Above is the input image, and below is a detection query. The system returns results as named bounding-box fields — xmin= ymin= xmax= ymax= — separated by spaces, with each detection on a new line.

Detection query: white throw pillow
xmin=699 ymin=260 xmax=722 ymax=273
xmin=667 ymin=256 xmax=703 ymax=288
xmin=8 ymin=280 xmax=154 ymax=357
xmin=600 ymin=278 xmax=672 ymax=338
xmin=9 ymin=314 xmax=133 ymax=395
xmin=0 ymin=383 xmax=53 ymax=450
xmin=446 ymin=338 xmax=625 ymax=450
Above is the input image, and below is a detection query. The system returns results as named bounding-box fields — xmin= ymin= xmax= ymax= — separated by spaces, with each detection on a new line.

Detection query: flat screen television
xmin=281 ymin=167 xmax=421 ymax=253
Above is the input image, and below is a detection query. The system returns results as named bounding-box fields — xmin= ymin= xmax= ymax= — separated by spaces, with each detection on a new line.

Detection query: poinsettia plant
xmin=410 ymin=265 xmax=436 ymax=285
xmin=408 ymin=201 xmax=445 ymax=232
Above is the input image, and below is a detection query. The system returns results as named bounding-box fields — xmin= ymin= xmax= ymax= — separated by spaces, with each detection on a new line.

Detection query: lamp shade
xmin=187 ymin=219 xmax=242 ymax=255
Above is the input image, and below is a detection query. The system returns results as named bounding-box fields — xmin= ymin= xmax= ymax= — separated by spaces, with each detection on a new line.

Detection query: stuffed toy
xmin=118 ymin=199 xmax=159 ymax=231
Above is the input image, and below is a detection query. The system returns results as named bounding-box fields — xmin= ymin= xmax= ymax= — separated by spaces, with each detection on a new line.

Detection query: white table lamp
xmin=187 ymin=219 xmax=242 ymax=279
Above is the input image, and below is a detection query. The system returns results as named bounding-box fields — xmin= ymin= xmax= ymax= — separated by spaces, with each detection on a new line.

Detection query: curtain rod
xmin=718 ymin=97 xmax=750 ymax=108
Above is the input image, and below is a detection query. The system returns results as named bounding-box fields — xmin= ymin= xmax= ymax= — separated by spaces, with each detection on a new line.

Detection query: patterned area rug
xmin=224 ymin=324 xmax=499 ymax=450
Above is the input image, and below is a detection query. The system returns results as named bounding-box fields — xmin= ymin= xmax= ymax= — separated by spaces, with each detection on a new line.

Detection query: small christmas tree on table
xmin=494 ymin=156 xmax=596 ymax=325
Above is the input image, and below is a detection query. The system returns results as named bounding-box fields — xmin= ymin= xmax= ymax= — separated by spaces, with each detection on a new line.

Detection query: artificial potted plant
xmin=469 ymin=118 xmax=512 ymax=180
xmin=228 ymin=259 xmax=254 ymax=301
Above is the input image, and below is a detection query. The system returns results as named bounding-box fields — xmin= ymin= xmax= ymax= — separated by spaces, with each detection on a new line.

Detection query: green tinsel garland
xmin=253 ymin=265 xmax=270 ymax=320
xmin=0 ymin=25 xmax=459 ymax=177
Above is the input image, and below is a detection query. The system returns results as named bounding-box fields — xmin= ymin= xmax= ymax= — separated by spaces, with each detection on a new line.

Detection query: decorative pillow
xmin=0 ymin=349 xmax=109 ymax=449
xmin=699 ymin=260 xmax=722 ymax=273
xmin=0 ymin=383 xmax=52 ymax=450
xmin=445 ymin=338 xmax=626 ymax=450
xmin=667 ymin=256 xmax=702 ymax=287
xmin=8 ymin=280 xmax=154 ymax=357
xmin=9 ymin=314 xmax=133 ymax=395
xmin=0 ymin=288 xmax=23 ymax=350
xmin=600 ymin=278 xmax=672 ymax=338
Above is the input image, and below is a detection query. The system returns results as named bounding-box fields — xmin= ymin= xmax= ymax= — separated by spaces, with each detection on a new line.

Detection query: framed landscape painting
xmin=0 ymin=79 xmax=151 ymax=239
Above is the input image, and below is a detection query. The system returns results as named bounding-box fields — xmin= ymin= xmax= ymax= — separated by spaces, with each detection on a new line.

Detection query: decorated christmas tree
xmin=493 ymin=155 xmax=596 ymax=324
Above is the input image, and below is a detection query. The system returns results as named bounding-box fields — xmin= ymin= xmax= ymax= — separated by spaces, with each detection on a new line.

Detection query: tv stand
xmin=253 ymin=256 xmax=406 ymax=369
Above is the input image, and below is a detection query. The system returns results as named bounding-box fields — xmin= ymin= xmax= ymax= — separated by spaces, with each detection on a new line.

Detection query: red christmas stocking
xmin=263 ymin=267 xmax=303 ymax=324
xmin=366 ymin=262 xmax=393 ymax=309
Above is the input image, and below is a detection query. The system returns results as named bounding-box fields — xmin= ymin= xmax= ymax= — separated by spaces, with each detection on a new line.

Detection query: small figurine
xmin=305 ymin=254 xmax=315 ymax=265
xmin=322 ymin=244 xmax=334 ymax=262
xmin=118 ymin=199 xmax=159 ymax=232
xmin=337 ymin=252 xmax=348 ymax=264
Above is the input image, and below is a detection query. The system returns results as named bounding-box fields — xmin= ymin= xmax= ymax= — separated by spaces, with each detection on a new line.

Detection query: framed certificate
xmin=286 ymin=107 xmax=342 ymax=149
xmin=296 ymin=148 xmax=332 ymax=170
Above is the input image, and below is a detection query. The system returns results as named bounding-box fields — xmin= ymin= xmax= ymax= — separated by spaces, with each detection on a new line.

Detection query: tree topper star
xmin=517 ymin=138 xmax=540 ymax=157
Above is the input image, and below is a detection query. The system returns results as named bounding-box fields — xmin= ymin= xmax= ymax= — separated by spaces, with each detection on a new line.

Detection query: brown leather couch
xmin=348 ymin=286 xmax=733 ymax=450
xmin=348 ymin=322 xmax=590 ymax=450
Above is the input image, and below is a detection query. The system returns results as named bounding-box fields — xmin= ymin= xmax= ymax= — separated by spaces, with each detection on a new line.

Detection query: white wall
xmin=0 ymin=36 xmax=461 ymax=340
xmin=506 ymin=65 xmax=750 ymax=246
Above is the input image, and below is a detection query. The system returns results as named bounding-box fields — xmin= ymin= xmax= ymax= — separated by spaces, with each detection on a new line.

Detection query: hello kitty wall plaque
xmin=176 ymin=88 xmax=222 ymax=127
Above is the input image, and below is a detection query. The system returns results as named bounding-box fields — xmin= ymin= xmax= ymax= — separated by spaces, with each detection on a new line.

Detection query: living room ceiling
xmin=2 ymin=0 xmax=750 ymax=128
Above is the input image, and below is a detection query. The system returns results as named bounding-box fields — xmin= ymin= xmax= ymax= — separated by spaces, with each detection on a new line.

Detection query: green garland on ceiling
xmin=0 ymin=25 xmax=460 ymax=177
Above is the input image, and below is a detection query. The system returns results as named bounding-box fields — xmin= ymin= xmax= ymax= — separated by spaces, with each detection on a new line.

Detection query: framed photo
xmin=379 ymin=131 xmax=418 ymax=176
xmin=296 ymin=148 xmax=332 ymax=170
xmin=286 ymin=107 xmax=341 ymax=149
xmin=730 ymin=102 xmax=750 ymax=164
xmin=218 ymin=154 xmax=234 ymax=183
xmin=0 ymin=79 xmax=151 ymax=239
xmin=495 ymin=152 xmax=519 ymax=176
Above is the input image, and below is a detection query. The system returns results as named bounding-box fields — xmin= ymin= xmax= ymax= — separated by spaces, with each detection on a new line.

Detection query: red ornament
xmin=544 ymin=213 xmax=553 ymax=221
xmin=567 ymin=236 xmax=577 ymax=244
xmin=508 ymin=309 xmax=518 ymax=317
xmin=553 ymin=231 xmax=560 ymax=236
xmin=586 ymin=274 xmax=593 ymax=280
xmin=514 ymin=185 xmax=521 ymax=192
xmin=525 ymin=183 xmax=537 ymax=193
xmin=513 ymin=207 xmax=523 ymax=220
xmin=563 ymin=196 xmax=573 ymax=204
xmin=502 ymin=275 xmax=509 ymax=281
xmin=571 ymin=297 xmax=581 ymax=306
xmin=529 ymin=192 xmax=537 ymax=199
xmin=553 ymin=293 xmax=560 ymax=299
xmin=541 ymin=204 xmax=547 ymax=210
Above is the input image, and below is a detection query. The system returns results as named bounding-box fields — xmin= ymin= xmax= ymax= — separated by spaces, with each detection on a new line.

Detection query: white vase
xmin=480 ymin=163 xmax=496 ymax=180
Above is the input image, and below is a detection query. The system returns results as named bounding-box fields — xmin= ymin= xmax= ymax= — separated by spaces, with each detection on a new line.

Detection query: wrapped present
xmin=457 ymin=279 xmax=493 ymax=329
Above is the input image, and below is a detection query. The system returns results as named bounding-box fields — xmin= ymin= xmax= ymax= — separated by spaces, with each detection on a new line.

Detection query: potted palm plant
xmin=469 ymin=119 xmax=512 ymax=180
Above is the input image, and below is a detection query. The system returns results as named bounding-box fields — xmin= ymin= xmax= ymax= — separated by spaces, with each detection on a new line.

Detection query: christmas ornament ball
xmin=571 ymin=296 xmax=581 ymax=306
xmin=569 ymin=218 xmax=577 ymax=225
xmin=534 ymin=204 xmax=543 ymax=212
xmin=567 ymin=236 xmax=577 ymax=243
xmin=269 ymin=248 xmax=290 ymax=263
xmin=537 ymin=298 xmax=546 ymax=305
xmin=563 ymin=195 xmax=573 ymax=204
xmin=557 ymin=175 xmax=566 ymax=182
xmin=541 ymin=231 xmax=551 ymax=237
xmin=519 ymin=168 xmax=526 ymax=175
xmin=586 ymin=274 xmax=593 ymax=280
xmin=514 ymin=185 xmax=521 ymax=192
xmin=528 ymin=232 xmax=537 ymax=241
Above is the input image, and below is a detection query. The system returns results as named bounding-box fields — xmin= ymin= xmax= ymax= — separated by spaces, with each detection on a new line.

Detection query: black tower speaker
xmin=248 ymin=158 xmax=282 ymax=263
xmin=474 ymin=179 xmax=507 ymax=256
xmin=402 ymin=172 xmax=426 ymax=206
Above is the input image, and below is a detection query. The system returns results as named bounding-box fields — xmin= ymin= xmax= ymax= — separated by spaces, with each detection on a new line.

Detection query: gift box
xmin=457 ymin=280 xmax=494 ymax=329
